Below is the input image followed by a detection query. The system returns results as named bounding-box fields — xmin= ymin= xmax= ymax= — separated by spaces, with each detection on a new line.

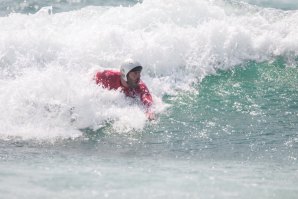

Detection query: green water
xmin=150 ymin=60 xmax=298 ymax=162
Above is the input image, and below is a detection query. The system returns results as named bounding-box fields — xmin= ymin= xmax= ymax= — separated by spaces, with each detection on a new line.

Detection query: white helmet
xmin=120 ymin=58 xmax=142 ymax=81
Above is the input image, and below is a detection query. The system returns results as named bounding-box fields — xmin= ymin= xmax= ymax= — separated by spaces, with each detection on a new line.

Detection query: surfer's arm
xmin=139 ymin=84 xmax=155 ymax=120
xmin=143 ymin=95 xmax=155 ymax=120
xmin=146 ymin=110 xmax=155 ymax=121
xmin=94 ymin=71 xmax=104 ymax=85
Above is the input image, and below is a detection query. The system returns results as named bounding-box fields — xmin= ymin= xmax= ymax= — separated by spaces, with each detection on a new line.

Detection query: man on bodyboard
xmin=94 ymin=59 xmax=155 ymax=120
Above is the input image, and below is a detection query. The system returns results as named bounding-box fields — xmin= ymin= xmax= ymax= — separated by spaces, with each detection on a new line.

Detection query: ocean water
xmin=0 ymin=0 xmax=298 ymax=198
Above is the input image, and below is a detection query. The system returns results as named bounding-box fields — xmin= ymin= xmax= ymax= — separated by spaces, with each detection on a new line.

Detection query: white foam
xmin=0 ymin=0 xmax=298 ymax=139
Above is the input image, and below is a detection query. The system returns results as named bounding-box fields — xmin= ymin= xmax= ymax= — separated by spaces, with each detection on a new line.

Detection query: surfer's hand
xmin=146 ymin=112 xmax=155 ymax=121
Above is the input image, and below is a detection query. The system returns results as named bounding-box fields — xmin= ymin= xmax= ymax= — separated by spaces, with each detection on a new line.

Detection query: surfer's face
xmin=127 ymin=71 xmax=141 ymax=88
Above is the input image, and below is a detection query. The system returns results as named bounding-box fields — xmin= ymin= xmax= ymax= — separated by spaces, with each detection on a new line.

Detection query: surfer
xmin=94 ymin=59 xmax=155 ymax=120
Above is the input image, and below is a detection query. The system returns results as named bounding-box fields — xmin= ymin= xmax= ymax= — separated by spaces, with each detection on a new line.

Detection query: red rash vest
xmin=94 ymin=70 xmax=153 ymax=108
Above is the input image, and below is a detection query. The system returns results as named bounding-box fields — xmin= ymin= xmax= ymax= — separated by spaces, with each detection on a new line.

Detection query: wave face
xmin=0 ymin=0 xmax=298 ymax=139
